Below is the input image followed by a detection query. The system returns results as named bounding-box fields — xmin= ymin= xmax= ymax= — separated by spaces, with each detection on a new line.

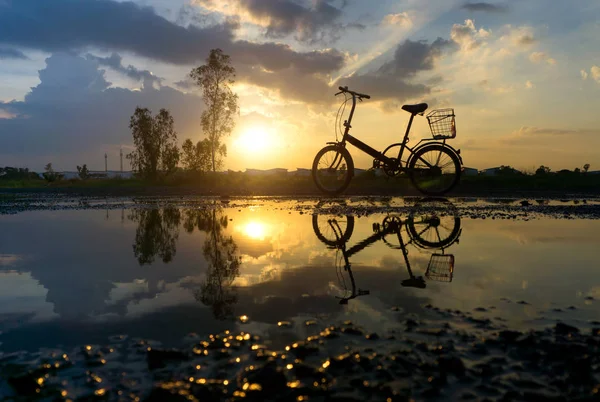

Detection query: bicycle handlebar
xmin=336 ymin=86 xmax=371 ymax=99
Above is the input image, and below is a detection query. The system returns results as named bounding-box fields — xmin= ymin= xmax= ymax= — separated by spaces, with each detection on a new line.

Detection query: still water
xmin=1 ymin=198 xmax=599 ymax=353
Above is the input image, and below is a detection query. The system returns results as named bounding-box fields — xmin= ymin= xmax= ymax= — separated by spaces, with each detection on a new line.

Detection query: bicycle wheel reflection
xmin=312 ymin=198 xmax=461 ymax=304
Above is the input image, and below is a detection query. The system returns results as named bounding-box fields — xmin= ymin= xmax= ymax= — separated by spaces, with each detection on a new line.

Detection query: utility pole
xmin=105 ymin=153 xmax=107 ymax=172
xmin=120 ymin=148 xmax=123 ymax=172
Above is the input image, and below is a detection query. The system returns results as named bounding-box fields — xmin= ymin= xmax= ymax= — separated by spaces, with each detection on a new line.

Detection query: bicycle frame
xmin=335 ymin=93 xmax=461 ymax=171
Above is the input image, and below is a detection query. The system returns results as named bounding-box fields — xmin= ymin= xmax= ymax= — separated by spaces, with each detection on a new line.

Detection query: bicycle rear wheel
xmin=408 ymin=145 xmax=461 ymax=196
xmin=312 ymin=145 xmax=354 ymax=195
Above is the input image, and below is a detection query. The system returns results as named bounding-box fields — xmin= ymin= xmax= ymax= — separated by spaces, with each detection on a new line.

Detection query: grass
xmin=1 ymin=172 xmax=599 ymax=196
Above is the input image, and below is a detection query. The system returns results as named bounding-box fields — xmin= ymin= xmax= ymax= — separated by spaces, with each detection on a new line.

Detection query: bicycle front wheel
xmin=408 ymin=145 xmax=461 ymax=196
xmin=312 ymin=145 xmax=354 ymax=195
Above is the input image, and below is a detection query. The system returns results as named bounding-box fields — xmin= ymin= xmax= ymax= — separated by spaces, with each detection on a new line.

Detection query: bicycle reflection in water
xmin=312 ymin=198 xmax=462 ymax=304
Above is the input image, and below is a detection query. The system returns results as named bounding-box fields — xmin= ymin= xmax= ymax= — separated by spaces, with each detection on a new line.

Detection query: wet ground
xmin=1 ymin=196 xmax=599 ymax=401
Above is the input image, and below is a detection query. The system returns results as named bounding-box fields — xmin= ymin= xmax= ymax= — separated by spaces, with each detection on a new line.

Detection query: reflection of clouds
xmin=0 ymin=272 xmax=57 ymax=322
xmin=466 ymin=219 xmax=600 ymax=246
xmin=105 ymin=279 xmax=149 ymax=306
xmin=121 ymin=276 xmax=201 ymax=318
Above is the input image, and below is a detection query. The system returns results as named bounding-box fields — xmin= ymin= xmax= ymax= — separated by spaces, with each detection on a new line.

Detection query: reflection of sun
xmin=244 ymin=221 xmax=268 ymax=240
xmin=235 ymin=126 xmax=270 ymax=154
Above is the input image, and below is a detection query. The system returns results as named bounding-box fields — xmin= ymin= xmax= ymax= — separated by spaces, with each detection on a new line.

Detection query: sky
xmin=1 ymin=0 xmax=599 ymax=172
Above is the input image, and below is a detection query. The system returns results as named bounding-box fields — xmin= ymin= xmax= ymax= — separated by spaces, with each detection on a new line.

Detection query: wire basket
xmin=427 ymin=109 xmax=456 ymax=139
xmin=425 ymin=254 xmax=454 ymax=282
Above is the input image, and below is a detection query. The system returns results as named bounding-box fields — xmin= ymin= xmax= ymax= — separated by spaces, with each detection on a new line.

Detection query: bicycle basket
xmin=427 ymin=108 xmax=456 ymax=139
xmin=425 ymin=254 xmax=454 ymax=282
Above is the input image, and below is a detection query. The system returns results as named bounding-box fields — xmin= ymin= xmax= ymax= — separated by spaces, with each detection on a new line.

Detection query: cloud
xmin=461 ymin=2 xmax=507 ymax=13
xmin=0 ymin=47 xmax=28 ymax=60
xmin=341 ymin=38 xmax=453 ymax=105
xmin=501 ymin=126 xmax=597 ymax=144
xmin=195 ymin=0 xmax=363 ymax=44
xmin=381 ymin=12 xmax=412 ymax=28
xmin=0 ymin=0 xmax=345 ymax=77
xmin=451 ymin=19 xmax=490 ymax=51
xmin=591 ymin=66 xmax=600 ymax=83
xmin=581 ymin=69 xmax=588 ymax=80
xmin=86 ymin=53 xmax=163 ymax=87
xmin=0 ymin=53 xmax=205 ymax=170
xmin=529 ymin=52 xmax=556 ymax=65
xmin=525 ymin=80 xmax=534 ymax=89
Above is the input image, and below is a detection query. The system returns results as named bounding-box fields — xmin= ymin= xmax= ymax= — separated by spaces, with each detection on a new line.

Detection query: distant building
xmin=481 ymin=166 xmax=521 ymax=176
xmin=291 ymin=168 xmax=311 ymax=176
xmin=463 ymin=167 xmax=478 ymax=176
xmin=245 ymin=168 xmax=288 ymax=176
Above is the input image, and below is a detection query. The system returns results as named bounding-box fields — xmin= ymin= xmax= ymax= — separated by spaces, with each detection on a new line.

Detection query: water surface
xmin=1 ymin=198 xmax=599 ymax=353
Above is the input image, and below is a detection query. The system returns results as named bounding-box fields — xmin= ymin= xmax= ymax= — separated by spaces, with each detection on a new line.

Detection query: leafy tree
xmin=181 ymin=138 xmax=212 ymax=172
xmin=43 ymin=163 xmax=62 ymax=182
xmin=190 ymin=49 xmax=239 ymax=172
xmin=535 ymin=165 xmax=551 ymax=175
xmin=496 ymin=165 xmax=521 ymax=176
xmin=76 ymin=164 xmax=90 ymax=180
xmin=583 ymin=163 xmax=590 ymax=173
xmin=574 ymin=167 xmax=581 ymax=174
xmin=127 ymin=107 xmax=180 ymax=180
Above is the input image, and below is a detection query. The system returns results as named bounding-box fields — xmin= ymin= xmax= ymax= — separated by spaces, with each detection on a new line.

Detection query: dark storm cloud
xmin=198 ymin=0 xmax=363 ymax=44
xmin=342 ymin=38 xmax=454 ymax=105
xmin=0 ymin=0 xmax=344 ymax=75
xmin=86 ymin=53 xmax=163 ymax=87
xmin=0 ymin=47 xmax=28 ymax=60
xmin=0 ymin=54 xmax=204 ymax=170
xmin=461 ymin=2 xmax=508 ymax=13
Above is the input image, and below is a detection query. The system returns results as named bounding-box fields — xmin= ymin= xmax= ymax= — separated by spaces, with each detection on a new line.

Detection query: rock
xmin=554 ymin=322 xmax=579 ymax=335
xmin=498 ymin=330 xmax=522 ymax=343
xmin=147 ymin=349 xmax=189 ymax=370
xmin=437 ymin=355 xmax=466 ymax=377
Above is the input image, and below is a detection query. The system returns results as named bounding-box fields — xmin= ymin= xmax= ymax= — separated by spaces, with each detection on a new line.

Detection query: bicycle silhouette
xmin=312 ymin=86 xmax=464 ymax=196
xmin=312 ymin=198 xmax=461 ymax=304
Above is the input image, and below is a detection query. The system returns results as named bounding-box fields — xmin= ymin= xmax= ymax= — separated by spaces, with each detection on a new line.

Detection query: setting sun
xmin=243 ymin=221 xmax=268 ymax=240
xmin=235 ymin=127 xmax=271 ymax=154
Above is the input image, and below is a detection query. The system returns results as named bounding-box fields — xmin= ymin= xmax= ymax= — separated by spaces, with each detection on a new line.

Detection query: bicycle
xmin=312 ymin=86 xmax=464 ymax=196
xmin=312 ymin=198 xmax=461 ymax=304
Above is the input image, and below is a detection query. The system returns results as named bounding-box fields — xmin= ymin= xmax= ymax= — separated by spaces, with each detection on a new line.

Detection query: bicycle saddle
xmin=402 ymin=103 xmax=428 ymax=115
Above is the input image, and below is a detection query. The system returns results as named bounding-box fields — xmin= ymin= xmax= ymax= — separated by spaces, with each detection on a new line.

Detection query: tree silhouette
xmin=535 ymin=165 xmax=551 ymax=175
xmin=181 ymin=138 xmax=212 ymax=172
xmin=127 ymin=107 xmax=180 ymax=180
xmin=130 ymin=207 xmax=182 ymax=265
xmin=189 ymin=206 xmax=241 ymax=320
xmin=190 ymin=49 xmax=239 ymax=172
xmin=583 ymin=163 xmax=590 ymax=173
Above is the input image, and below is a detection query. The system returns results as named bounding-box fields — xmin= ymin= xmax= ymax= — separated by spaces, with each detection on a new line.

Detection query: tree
xmin=535 ymin=165 xmax=551 ymax=175
xmin=129 ymin=207 xmax=181 ymax=265
xmin=190 ymin=49 xmax=239 ymax=172
xmin=77 ymin=164 xmax=90 ymax=180
xmin=181 ymin=138 xmax=212 ymax=172
xmin=127 ymin=107 xmax=180 ymax=180
xmin=583 ymin=163 xmax=590 ymax=173
xmin=43 ymin=163 xmax=62 ymax=182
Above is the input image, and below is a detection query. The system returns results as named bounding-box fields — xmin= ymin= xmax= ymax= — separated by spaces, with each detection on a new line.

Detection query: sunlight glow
xmin=243 ymin=221 xmax=268 ymax=240
xmin=235 ymin=126 xmax=271 ymax=154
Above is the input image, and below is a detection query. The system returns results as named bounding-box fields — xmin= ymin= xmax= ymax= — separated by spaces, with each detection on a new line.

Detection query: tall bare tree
xmin=127 ymin=107 xmax=180 ymax=180
xmin=190 ymin=49 xmax=239 ymax=172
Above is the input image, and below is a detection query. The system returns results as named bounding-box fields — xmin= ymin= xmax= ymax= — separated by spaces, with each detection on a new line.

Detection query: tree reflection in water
xmin=129 ymin=207 xmax=181 ymax=265
xmin=184 ymin=207 xmax=241 ymax=320
xmin=129 ymin=205 xmax=241 ymax=319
